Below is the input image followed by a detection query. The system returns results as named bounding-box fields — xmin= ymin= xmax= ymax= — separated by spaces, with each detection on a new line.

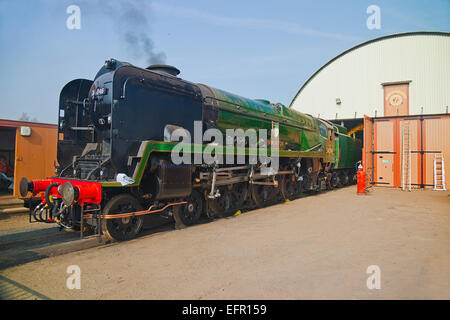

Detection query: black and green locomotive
xmin=20 ymin=59 xmax=361 ymax=241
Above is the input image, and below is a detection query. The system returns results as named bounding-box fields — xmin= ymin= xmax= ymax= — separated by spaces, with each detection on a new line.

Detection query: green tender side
xmin=335 ymin=133 xmax=362 ymax=170
xmin=333 ymin=123 xmax=348 ymax=135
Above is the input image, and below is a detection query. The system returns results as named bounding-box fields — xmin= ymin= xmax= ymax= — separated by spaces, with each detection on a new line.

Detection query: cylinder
xmin=357 ymin=166 xmax=366 ymax=195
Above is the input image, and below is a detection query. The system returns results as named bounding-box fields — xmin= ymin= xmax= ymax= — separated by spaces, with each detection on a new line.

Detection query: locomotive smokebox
xmin=146 ymin=64 xmax=180 ymax=77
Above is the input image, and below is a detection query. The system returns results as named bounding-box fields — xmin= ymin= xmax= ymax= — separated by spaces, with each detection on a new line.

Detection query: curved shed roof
xmin=289 ymin=31 xmax=450 ymax=108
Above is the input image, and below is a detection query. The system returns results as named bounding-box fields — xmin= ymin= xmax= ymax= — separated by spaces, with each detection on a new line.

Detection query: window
xmin=319 ymin=123 xmax=327 ymax=138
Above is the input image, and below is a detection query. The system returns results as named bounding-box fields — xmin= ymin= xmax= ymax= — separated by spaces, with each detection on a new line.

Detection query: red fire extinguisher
xmin=357 ymin=162 xmax=366 ymax=195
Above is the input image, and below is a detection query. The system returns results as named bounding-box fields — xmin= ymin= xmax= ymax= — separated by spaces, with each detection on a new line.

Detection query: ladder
xmin=433 ymin=154 xmax=447 ymax=191
xmin=401 ymin=122 xmax=412 ymax=191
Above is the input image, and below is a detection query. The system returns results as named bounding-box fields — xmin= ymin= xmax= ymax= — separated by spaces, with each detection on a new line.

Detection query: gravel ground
xmin=0 ymin=187 xmax=449 ymax=300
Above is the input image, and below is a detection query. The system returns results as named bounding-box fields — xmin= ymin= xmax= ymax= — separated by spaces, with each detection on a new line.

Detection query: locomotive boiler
xmin=20 ymin=59 xmax=361 ymax=241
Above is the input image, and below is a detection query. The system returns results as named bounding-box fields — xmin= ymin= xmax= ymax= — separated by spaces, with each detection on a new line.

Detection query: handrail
xmin=82 ymin=201 xmax=187 ymax=220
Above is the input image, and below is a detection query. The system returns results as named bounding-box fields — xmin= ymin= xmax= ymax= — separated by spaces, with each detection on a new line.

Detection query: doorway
xmin=383 ymin=82 xmax=410 ymax=117
xmin=374 ymin=120 xmax=395 ymax=186
xmin=0 ymin=127 xmax=16 ymax=197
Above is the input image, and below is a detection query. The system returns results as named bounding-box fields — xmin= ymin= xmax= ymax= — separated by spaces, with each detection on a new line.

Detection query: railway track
xmin=0 ymin=213 xmax=178 ymax=271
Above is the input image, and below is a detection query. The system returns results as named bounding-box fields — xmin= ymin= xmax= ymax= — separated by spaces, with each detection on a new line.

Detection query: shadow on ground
xmin=0 ymin=274 xmax=50 ymax=300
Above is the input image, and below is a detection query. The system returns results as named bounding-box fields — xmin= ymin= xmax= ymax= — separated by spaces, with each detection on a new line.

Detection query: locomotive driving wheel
xmin=230 ymin=183 xmax=249 ymax=210
xmin=208 ymin=187 xmax=232 ymax=217
xmin=280 ymin=174 xmax=298 ymax=201
xmin=101 ymin=194 xmax=144 ymax=242
xmin=250 ymin=180 xmax=278 ymax=208
xmin=178 ymin=190 xmax=203 ymax=226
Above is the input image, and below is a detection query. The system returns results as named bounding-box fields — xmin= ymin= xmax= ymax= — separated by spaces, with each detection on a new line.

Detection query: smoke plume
xmin=84 ymin=0 xmax=166 ymax=65
xmin=118 ymin=1 xmax=166 ymax=65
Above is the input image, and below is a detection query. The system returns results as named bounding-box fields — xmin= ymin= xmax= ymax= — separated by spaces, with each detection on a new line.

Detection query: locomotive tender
xmin=20 ymin=59 xmax=361 ymax=241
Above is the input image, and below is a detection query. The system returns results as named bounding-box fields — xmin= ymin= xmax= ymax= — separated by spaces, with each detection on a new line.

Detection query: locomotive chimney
xmin=146 ymin=64 xmax=180 ymax=77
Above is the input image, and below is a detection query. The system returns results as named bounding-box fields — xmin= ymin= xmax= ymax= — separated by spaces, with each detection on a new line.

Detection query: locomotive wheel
xmin=337 ymin=171 xmax=349 ymax=187
xmin=101 ymin=194 xmax=144 ymax=242
xmin=342 ymin=171 xmax=350 ymax=186
xmin=330 ymin=172 xmax=339 ymax=189
xmin=208 ymin=187 xmax=232 ymax=217
xmin=250 ymin=182 xmax=278 ymax=208
xmin=280 ymin=175 xmax=298 ymax=201
xmin=179 ymin=190 xmax=203 ymax=226
xmin=230 ymin=183 xmax=249 ymax=209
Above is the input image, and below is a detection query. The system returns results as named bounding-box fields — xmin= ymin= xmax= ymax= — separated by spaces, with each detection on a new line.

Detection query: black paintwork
xmin=57 ymin=60 xmax=203 ymax=181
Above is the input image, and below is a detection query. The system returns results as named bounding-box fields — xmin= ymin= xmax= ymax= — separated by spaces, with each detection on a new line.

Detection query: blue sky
xmin=0 ymin=0 xmax=449 ymax=124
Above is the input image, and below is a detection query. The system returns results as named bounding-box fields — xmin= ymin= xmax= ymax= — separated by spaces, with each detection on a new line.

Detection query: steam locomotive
xmin=20 ymin=59 xmax=361 ymax=241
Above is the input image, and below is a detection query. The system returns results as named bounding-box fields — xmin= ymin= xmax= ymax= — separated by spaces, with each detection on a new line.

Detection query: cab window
xmin=319 ymin=123 xmax=327 ymax=138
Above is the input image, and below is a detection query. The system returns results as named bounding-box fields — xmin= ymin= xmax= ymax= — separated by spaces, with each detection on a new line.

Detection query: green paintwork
xmin=334 ymin=132 xmax=362 ymax=169
xmin=333 ymin=123 xmax=348 ymax=135
xmin=333 ymin=127 xmax=340 ymax=168
xmin=203 ymin=87 xmax=324 ymax=156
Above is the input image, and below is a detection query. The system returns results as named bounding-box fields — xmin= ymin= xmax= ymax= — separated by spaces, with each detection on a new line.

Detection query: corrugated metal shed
xmin=290 ymin=32 xmax=450 ymax=119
